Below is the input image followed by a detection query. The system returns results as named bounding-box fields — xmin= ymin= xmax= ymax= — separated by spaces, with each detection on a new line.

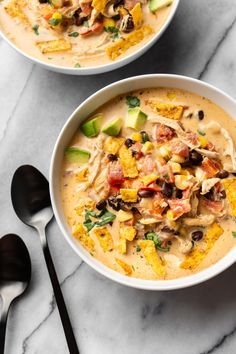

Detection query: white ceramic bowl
xmin=0 ymin=1 xmax=179 ymax=75
xmin=50 ymin=74 xmax=236 ymax=290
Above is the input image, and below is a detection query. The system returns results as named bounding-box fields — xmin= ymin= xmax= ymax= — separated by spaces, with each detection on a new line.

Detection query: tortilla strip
xmin=5 ymin=0 xmax=30 ymax=24
xmin=93 ymin=226 xmax=114 ymax=252
xmin=115 ymin=258 xmax=132 ymax=275
xmin=119 ymin=145 xmax=138 ymax=178
xmin=106 ymin=25 xmax=154 ymax=60
xmin=139 ymin=240 xmax=166 ymax=278
xmin=37 ymin=39 xmax=72 ymax=54
xmin=92 ymin=0 xmax=108 ymax=13
xmin=180 ymin=223 xmax=223 ymax=270
xmin=72 ymin=223 xmax=95 ymax=252
xmin=147 ymin=101 xmax=184 ymax=120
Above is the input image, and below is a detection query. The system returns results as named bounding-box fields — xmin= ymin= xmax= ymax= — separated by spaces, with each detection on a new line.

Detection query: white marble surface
xmin=1 ymin=0 xmax=236 ymax=353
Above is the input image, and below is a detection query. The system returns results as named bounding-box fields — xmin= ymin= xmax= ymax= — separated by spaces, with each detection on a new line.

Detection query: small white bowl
xmin=0 ymin=1 xmax=179 ymax=75
xmin=50 ymin=74 xmax=236 ymax=290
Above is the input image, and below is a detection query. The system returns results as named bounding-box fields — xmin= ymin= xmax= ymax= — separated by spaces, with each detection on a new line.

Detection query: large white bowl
xmin=50 ymin=74 xmax=236 ymax=290
xmin=0 ymin=1 xmax=179 ymax=75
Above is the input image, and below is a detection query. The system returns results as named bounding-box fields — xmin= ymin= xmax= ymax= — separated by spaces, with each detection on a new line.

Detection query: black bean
xmin=175 ymin=189 xmax=183 ymax=199
xmin=140 ymin=131 xmax=150 ymax=143
xmin=39 ymin=0 xmax=48 ymax=3
xmin=125 ymin=138 xmax=135 ymax=148
xmin=138 ymin=189 xmax=155 ymax=198
xmin=189 ymin=150 xmax=203 ymax=166
xmin=204 ymin=189 xmax=215 ymax=200
xmin=108 ymin=197 xmax=121 ymax=211
xmin=192 ymin=230 xmax=203 ymax=242
xmin=96 ymin=200 xmax=107 ymax=210
xmin=217 ymin=170 xmax=229 ymax=179
xmin=198 ymin=110 xmax=204 ymax=120
xmin=161 ymin=226 xmax=174 ymax=233
xmin=107 ymin=154 xmax=117 ymax=161
xmin=220 ymin=190 xmax=226 ymax=199
xmin=161 ymin=182 xmax=173 ymax=198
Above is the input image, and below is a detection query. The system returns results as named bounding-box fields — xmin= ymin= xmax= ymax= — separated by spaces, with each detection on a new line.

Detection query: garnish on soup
xmin=61 ymin=87 xmax=236 ymax=280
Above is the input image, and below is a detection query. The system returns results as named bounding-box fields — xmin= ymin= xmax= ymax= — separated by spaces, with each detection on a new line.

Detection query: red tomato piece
xmin=170 ymin=140 xmax=189 ymax=158
xmin=154 ymin=124 xmax=175 ymax=143
xmin=108 ymin=162 xmax=124 ymax=186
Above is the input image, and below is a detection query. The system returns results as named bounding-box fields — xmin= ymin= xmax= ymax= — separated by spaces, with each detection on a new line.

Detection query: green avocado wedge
xmin=149 ymin=0 xmax=173 ymax=12
xmin=125 ymin=107 xmax=148 ymax=131
xmin=102 ymin=118 xmax=123 ymax=136
xmin=65 ymin=147 xmax=91 ymax=164
xmin=80 ymin=114 xmax=103 ymax=137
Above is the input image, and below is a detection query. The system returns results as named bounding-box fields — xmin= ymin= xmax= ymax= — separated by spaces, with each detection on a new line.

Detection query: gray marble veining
xmin=1 ymin=0 xmax=236 ymax=353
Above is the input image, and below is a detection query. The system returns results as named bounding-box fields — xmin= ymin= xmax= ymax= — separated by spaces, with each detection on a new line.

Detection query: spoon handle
xmin=40 ymin=233 xmax=80 ymax=354
xmin=0 ymin=298 xmax=10 ymax=354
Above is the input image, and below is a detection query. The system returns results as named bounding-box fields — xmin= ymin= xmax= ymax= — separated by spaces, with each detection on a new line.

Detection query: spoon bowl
xmin=0 ymin=234 xmax=31 ymax=354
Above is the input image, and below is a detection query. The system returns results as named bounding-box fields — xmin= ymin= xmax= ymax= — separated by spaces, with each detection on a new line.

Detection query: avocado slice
xmin=125 ymin=107 xmax=148 ymax=131
xmin=65 ymin=147 xmax=91 ymax=164
xmin=80 ymin=114 xmax=103 ymax=137
xmin=102 ymin=118 xmax=123 ymax=136
xmin=149 ymin=0 xmax=173 ymax=12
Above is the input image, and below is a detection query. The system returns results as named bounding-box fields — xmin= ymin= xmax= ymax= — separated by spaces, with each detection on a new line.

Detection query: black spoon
xmin=0 ymin=234 xmax=31 ymax=354
xmin=11 ymin=165 xmax=80 ymax=354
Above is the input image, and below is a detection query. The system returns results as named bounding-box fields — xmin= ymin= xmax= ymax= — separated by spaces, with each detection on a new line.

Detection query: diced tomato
xmin=202 ymin=199 xmax=224 ymax=214
xmin=79 ymin=22 xmax=104 ymax=36
xmin=170 ymin=140 xmax=189 ymax=158
xmin=168 ymin=198 xmax=191 ymax=218
xmin=151 ymin=192 xmax=167 ymax=215
xmin=80 ymin=2 xmax=92 ymax=16
xmin=205 ymin=141 xmax=216 ymax=151
xmin=185 ymin=131 xmax=199 ymax=147
xmin=124 ymin=0 xmax=140 ymax=10
xmin=140 ymin=155 xmax=156 ymax=174
xmin=108 ymin=162 xmax=124 ymax=186
xmin=201 ymin=158 xmax=220 ymax=178
xmin=131 ymin=142 xmax=143 ymax=159
xmin=154 ymin=124 xmax=175 ymax=143
xmin=158 ymin=164 xmax=174 ymax=183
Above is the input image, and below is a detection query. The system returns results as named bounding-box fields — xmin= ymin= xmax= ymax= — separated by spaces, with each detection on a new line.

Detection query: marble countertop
xmin=1 ymin=0 xmax=236 ymax=353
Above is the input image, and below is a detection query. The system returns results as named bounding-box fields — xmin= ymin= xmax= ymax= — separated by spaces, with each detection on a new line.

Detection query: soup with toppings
xmin=0 ymin=0 xmax=174 ymax=68
xmin=61 ymin=87 xmax=236 ymax=280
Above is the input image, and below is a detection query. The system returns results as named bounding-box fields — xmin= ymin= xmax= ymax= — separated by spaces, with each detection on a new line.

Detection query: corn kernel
xmin=171 ymin=154 xmax=185 ymax=163
xmin=132 ymin=132 xmax=142 ymax=142
xmin=166 ymin=210 xmax=174 ymax=220
xmin=103 ymin=18 xmax=116 ymax=28
xmin=168 ymin=161 xmax=181 ymax=173
xmin=174 ymin=175 xmax=190 ymax=190
xmin=141 ymin=141 xmax=154 ymax=154
xmin=159 ymin=145 xmax=170 ymax=159
xmin=52 ymin=12 xmax=62 ymax=20
xmin=198 ymin=136 xmax=208 ymax=148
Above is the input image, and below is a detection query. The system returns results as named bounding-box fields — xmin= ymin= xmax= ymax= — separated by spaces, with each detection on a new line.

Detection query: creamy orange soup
xmin=0 ymin=0 xmax=173 ymax=68
xmin=61 ymin=87 xmax=236 ymax=280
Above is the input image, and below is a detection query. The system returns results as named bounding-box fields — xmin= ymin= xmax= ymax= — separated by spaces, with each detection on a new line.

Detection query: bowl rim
xmin=0 ymin=0 xmax=179 ymax=75
xmin=49 ymin=73 xmax=236 ymax=290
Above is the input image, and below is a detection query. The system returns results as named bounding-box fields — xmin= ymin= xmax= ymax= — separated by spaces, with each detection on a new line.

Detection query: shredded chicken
xmin=201 ymin=178 xmax=220 ymax=195
xmin=182 ymin=214 xmax=215 ymax=226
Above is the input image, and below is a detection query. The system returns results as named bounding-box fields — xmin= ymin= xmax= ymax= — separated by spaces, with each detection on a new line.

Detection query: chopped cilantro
xmin=126 ymin=95 xmax=140 ymax=108
xmin=32 ymin=24 xmax=39 ymax=35
xmin=197 ymin=129 xmax=206 ymax=136
xmin=83 ymin=20 xmax=89 ymax=28
xmin=48 ymin=17 xmax=61 ymax=26
xmin=112 ymin=14 xmax=120 ymax=21
xmin=74 ymin=63 xmax=81 ymax=68
xmin=83 ymin=209 xmax=116 ymax=231
xmin=104 ymin=26 xmax=119 ymax=33
xmin=69 ymin=31 xmax=79 ymax=37
xmin=232 ymin=231 xmax=236 ymax=238
xmin=144 ymin=231 xmax=170 ymax=252
xmin=136 ymin=245 xmax=141 ymax=252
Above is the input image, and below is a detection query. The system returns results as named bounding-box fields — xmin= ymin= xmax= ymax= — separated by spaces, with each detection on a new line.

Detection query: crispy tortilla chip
xmin=119 ymin=145 xmax=138 ymax=178
xmin=130 ymin=2 xmax=143 ymax=29
xmin=74 ymin=197 xmax=95 ymax=216
xmin=37 ymin=39 xmax=72 ymax=54
xmin=94 ymin=227 xmax=114 ymax=252
xmin=115 ymin=258 xmax=132 ymax=275
xmin=139 ymin=240 xmax=165 ymax=277
xmin=5 ymin=0 xmax=30 ymax=24
xmin=92 ymin=0 xmax=108 ymax=13
xmin=118 ymin=237 xmax=127 ymax=254
xmin=120 ymin=225 xmax=136 ymax=241
xmin=223 ymin=178 xmax=236 ymax=217
xmin=141 ymin=174 xmax=159 ymax=186
xmin=72 ymin=223 xmax=95 ymax=252
xmin=106 ymin=25 xmax=153 ymax=60
xmin=120 ymin=189 xmax=138 ymax=203
xmin=147 ymin=101 xmax=184 ymax=120
xmin=181 ymin=223 xmax=223 ymax=270
xmin=104 ymin=137 xmax=124 ymax=155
